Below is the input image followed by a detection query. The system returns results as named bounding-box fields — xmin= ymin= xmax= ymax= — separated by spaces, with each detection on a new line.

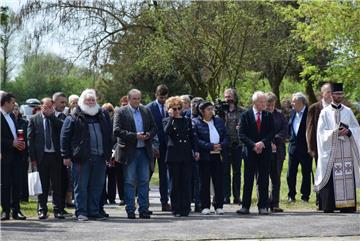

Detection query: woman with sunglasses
xmin=163 ymin=96 xmax=200 ymax=217
xmin=192 ymin=101 xmax=229 ymax=215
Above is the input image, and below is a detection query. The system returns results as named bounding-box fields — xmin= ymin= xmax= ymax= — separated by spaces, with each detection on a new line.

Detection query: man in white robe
xmin=314 ymin=83 xmax=360 ymax=213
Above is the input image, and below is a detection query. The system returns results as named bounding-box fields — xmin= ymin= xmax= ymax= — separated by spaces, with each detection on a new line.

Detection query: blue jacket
xmin=192 ymin=116 xmax=229 ymax=162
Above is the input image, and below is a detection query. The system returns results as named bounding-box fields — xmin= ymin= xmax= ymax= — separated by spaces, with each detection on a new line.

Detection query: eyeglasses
xmin=172 ymin=107 xmax=182 ymax=111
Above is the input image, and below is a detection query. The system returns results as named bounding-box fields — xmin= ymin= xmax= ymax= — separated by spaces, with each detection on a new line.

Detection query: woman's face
xmin=203 ymin=106 xmax=214 ymax=119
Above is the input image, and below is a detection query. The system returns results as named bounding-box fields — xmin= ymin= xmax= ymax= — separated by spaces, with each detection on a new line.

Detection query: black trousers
xmin=1 ymin=160 xmax=21 ymax=213
xmin=269 ymin=153 xmax=284 ymax=208
xmin=37 ymin=153 xmax=64 ymax=214
xmin=223 ymin=145 xmax=243 ymax=201
xmin=19 ymin=152 xmax=29 ymax=202
xmin=287 ymin=153 xmax=312 ymax=200
xmin=199 ymin=155 xmax=224 ymax=209
xmin=107 ymin=162 xmax=124 ymax=201
xmin=242 ymin=153 xmax=270 ymax=209
xmin=168 ymin=162 xmax=192 ymax=215
xmin=61 ymin=164 xmax=69 ymax=207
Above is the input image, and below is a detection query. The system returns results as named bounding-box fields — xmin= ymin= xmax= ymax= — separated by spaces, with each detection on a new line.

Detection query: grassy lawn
xmin=18 ymin=155 xmax=360 ymax=217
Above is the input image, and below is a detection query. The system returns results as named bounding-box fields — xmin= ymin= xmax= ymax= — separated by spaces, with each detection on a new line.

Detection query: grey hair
xmin=180 ymin=95 xmax=191 ymax=104
xmin=78 ymin=89 xmax=97 ymax=106
xmin=265 ymin=92 xmax=277 ymax=103
xmin=292 ymin=92 xmax=308 ymax=105
xmin=52 ymin=92 xmax=66 ymax=102
xmin=68 ymin=94 xmax=79 ymax=103
xmin=252 ymin=91 xmax=266 ymax=103
xmin=320 ymin=83 xmax=331 ymax=93
xmin=128 ymin=89 xmax=141 ymax=99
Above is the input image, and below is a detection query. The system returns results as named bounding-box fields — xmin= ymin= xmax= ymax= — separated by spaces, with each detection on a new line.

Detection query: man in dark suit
xmin=1 ymin=92 xmax=27 ymax=220
xmin=287 ymin=92 xmax=312 ymax=203
xmin=145 ymin=84 xmax=172 ymax=211
xmin=28 ymin=97 xmax=65 ymax=219
xmin=113 ymin=89 xmax=157 ymax=219
xmin=237 ymin=91 xmax=275 ymax=215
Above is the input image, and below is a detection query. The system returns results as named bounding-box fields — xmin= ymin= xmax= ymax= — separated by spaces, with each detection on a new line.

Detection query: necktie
xmin=45 ymin=118 xmax=52 ymax=149
xmin=160 ymin=104 xmax=165 ymax=119
xmin=256 ymin=112 xmax=261 ymax=133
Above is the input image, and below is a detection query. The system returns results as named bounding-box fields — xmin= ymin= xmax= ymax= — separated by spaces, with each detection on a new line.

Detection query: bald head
xmin=320 ymin=83 xmax=332 ymax=103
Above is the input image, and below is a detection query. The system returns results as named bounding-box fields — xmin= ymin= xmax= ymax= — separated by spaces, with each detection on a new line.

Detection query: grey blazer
xmin=113 ymin=105 xmax=157 ymax=171
xmin=28 ymin=112 xmax=63 ymax=163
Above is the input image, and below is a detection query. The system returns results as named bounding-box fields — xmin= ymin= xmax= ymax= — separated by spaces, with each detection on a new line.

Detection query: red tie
xmin=256 ymin=112 xmax=261 ymax=133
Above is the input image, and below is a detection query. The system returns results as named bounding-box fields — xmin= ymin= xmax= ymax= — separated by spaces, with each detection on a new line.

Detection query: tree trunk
xmin=305 ymin=77 xmax=317 ymax=105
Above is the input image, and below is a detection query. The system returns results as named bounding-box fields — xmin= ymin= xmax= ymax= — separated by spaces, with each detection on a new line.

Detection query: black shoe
xmin=54 ymin=212 xmax=65 ymax=219
xmin=127 ymin=212 xmax=136 ymax=219
xmin=65 ymin=203 xmax=75 ymax=208
xmin=223 ymin=198 xmax=230 ymax=204
xmin=12 ymin=211 xmax=26 ymax=220
xmin=100 ymin=209 xmax=110 ymax=218
xmin=61 ymin=209 xmax=73 ymax=217
xmin=161 ymin=203 xmax=172 ymax=212
xmin=145 ymin=210 xmax=153 ymax=215
xmin=139 ymin=212 xmax=151 ymax=219
xmin=324 ymin=209 xmax=334 ymax=213
xmin=38 ymin=212 xmax=48 ymax=220
xmin=89 ymin=213 xmax=106 ymax=221
xmin=301 ymin=198 xmax=309 ymax=203
xmin=236 ymin=207 xmax=250 ymax=215
xmin=233 ymin=198 xmax=242 ymax=205
xmin=108 ymin=200 xmax=116 ymax=204
xmin=272 ymin=207 xmax=284 ymax=213
xmin=119 ymin=200 xmax=125 ymax=206
xmin=287 ymin=197 xmax=296 ymax=203
xmin=194 ymin=205 xmax=201 ymax=213
xmin=1 ymin=212 xmax=10 ymax=221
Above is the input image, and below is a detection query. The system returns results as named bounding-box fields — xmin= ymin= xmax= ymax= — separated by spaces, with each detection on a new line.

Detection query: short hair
xmin=252 ymin=91 xmax=266 ymax=103
xmin=265 ymin=92 xmax=277 ymax=103
xmin=1 ymin=92 xmax=16 ymax=106
xmin=180 ymin=95 xmax=191 ymax=104
xmin=224 ymin=88 xmax=239 ymax=105
xmin=128 ymin=89 xmax=141 ymax=99
xmin=102 ymin=103 xmax=114 ymax=112
xmin=165 ymin=96 xmax=183 ymax=109
xmin=79 ymin=89 xmax=97 ymax=106
xmin=320 ymin=83 xmax=331 ymax=93
xmin=41 ymin=97 xmax=53 ymax=105
xmin=68 ymin=94 xmax=79 ymax=103
xmin=292 ymin=92 xmax=308 ymax=105
xmin=52 ymin=92 xmax=66 ymax=102
xmin=155 ymin=84 xmax=169 ymax=96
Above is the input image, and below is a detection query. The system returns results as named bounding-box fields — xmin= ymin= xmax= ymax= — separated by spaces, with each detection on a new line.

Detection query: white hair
xmin=180 ymin=95 xmax=191 ymax=103
xmin=128 ymin=89 xmax=141 ymax=99
xmin=292 ymin=92 xmax=308 ymax=105
xmin=68 ymin=94 xmax=79 ymax=103
xmin=252 ymin=91 xmax=266 ymax=103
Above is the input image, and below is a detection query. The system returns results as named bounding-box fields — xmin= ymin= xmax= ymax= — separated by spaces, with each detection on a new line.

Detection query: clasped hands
xmin=253 ymin=141 xmax=265 ymax=154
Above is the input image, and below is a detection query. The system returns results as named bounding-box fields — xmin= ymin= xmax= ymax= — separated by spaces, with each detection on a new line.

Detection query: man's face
xmin=3 ymin=98 xmax=16 ymax=113
xmin=291 ymin=97 xmax=304 ymax=112
xmin=42 ymin=99 xmax=53 ymax=112
xmin=331 ymin=91 xmax=344 ymax=104
xmin=321 ymin=88 xmax=332 ymax=103
xmin=83 ymin=96 xmax=96 ymax=107
xmin=129 ymin=92 xmax=141 ymax=108
xmin=156 ymin=94 xmax=168 ymax=105
xmin=54 ymin=96 xmax=67 ymax=112
xmin=224 ymin=91 xmax=235 ymax=104
xmin=13 ymin=105 xmax=19 ymax=117
xmin=266 ymin=101 xmax=275 ymax=113
xmin=69 ymin=98 xmax=78 ymax=109
xmin=254 ymin=96 xmax=266 ymax=112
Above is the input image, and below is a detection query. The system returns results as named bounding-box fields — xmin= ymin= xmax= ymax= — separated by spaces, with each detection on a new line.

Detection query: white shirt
xmin=293 ymin=106 xmax=306 ymax=136
xmin=205 ymin=119 xmax=220 ymax=144
xmin=253 ymin=106 xmax=262 ymax=121
xmin=42 ymin=114 xmax=55 ymax=152
xmin=0 ymin=107 xmax=17 ymax=139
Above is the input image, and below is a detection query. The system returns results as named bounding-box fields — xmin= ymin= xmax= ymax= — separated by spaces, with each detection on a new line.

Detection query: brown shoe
xmin=272 ymin=207 xmax=284 ymax=213
xmin=161 ymin=203 xmax=172 ymax=212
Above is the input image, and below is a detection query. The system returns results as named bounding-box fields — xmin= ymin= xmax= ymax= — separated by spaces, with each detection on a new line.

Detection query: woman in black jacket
xmin=193 ymin=101 xmax=229 ymax=215
xmin=163 ymin=96 xmax=199 ymax=217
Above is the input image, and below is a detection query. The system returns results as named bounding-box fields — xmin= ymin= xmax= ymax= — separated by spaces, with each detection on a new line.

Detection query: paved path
xmin=1 ymin=187 xmax=359 ymax=241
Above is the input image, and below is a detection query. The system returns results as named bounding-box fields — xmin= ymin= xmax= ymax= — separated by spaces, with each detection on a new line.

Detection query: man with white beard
xmin=61 ymin=89 xmax=113 ymax=221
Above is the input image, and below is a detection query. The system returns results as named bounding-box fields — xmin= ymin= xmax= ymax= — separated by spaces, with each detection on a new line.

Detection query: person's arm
xmin=275 ymin=112 xmax=288 ymax=145
xmin=60 ymin=116 xmax=74 ymax=160
xmin=163 ymin=117 xmax=175 ymax=136
xmin=261 ymin=112 xmax=275 ymax=147
xmin=238 ymin=113 xmax=255 ymax=149
xmin=193 ymin=120 xmax=214 ymax=151
xmin=113 ymin=108 xmax=137 ymax=141
xmin=219 ymin=119 xmax=229 ymax=149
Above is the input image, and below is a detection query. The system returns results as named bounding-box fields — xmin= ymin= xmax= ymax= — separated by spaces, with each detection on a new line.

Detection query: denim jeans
xmin=123 ymin=148 xmax=150 ymax=214
xmin=72 ymin=154 xmax=106 ymax=217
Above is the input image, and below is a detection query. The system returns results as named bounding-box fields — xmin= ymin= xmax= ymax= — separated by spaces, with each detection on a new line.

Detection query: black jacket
xmin=288 ymin=107 xmax=309 ymax=157
xmin=60 ymin=107 xmax=113 ymax=163
xmin=1 ymin=112 xmax=20 ymax=165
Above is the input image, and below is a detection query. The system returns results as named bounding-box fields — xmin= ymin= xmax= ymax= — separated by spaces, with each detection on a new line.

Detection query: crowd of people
xmin=1 ymin=82 xmax=359 ymax=221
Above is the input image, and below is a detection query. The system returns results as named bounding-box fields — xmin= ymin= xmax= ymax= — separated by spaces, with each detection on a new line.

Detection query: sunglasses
xmin=172 ymin=107 xmax=182 ymax=111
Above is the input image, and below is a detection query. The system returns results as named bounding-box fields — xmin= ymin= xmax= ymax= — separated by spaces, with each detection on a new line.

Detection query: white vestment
xmin=314 ymin=104 xmax=360 ymax=208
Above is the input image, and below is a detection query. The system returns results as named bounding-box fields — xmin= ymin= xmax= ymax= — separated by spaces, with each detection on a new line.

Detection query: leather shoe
xmin=38 ymin=212 xmax=48 ymax=220
xmin=272 ymin=207 xmax=284 ymax=213
xmin=100 ymin=209 xmax=110 ymax=218
xmin=161 ymin=203 xmax=172 ymax=212
xmin=1 ymin=212 xmax=10 ymax=221
xmin=287 ymin=197 xmax=296 ymax=203
xmin=236 ymin=207 xmax=250 ymax=215
xmin=119 ymin=200 xmax=125 ymax=206
xmin=194 ymin=205 xmax=201 ymax=213
xmin=258 ymin=208 xmax=269 ymax=215
xmin=127 ymin=212 xmax=136 ymax=219
xmin=139 ymin=212 xmax=151 ymax=219
xmin=12 ymin=211 xmax=27 ymax=220
xmin=54 ymin=212 xmax=65 ymax=219
xmin=145 ymin=210 xmax=153 ymax=215
xmin=233 ymin=198 xmax=242 ymax=205
xmin=223 ymin=198 xmax=230 ymax=204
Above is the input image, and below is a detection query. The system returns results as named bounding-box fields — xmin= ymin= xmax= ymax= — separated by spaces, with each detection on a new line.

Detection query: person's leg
xmin=287 ymin=154 xmax=299 ymax=200
xmin=272 ymin=156 xmax=283 ymax=208
xmin=168 ymin=162 xmax=180 ymax=214
xmin=72 ymin=158 xmax=90 ymax=217
xmin=223 ymin=148 xmax=231 ymax=202
xmin=123 ymin=155 xmax=137 ymax=214
xmin=115 ymin=163 xmax=124 ymax=201
xmin=199 ymin=162 xmax=211 ymax=210
xmin=137 ymin=149 xmax=150 ymax=214
xmin=212 ymin=155 xmax=224 ymax=209
xmin=9 ymin=158 xmax=22 ymax=213
xmin=242 ymin=156 xmax=256 ymax=209
xmin=192 ymin=161 xmax=201 ymax=209
xmin=88 ymin=155 xmax=106 ymax=216
xmin=49 ymin=154 xmax=64 ymax=214
xmin=269 ymin=154 xmax=277 ymax=208
xmin=37 ymin=158 xmax=50 ymax=215
xmin=1 ymin=163 xmax=11 ymax=215
xmin=107 ymin=166 xmax=116 ymax=203
xmin=232 ymin=146 xmax=242 ymax=203
xmin=300 ymin=155 xmax=312 ymax=201
xmin=257 ymin=156 xmax=270 ymax=209
xmin=182 ymin=162 xmax=193 ymax=215
xmin=158 ymin=146 xmax=169 ymax=206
